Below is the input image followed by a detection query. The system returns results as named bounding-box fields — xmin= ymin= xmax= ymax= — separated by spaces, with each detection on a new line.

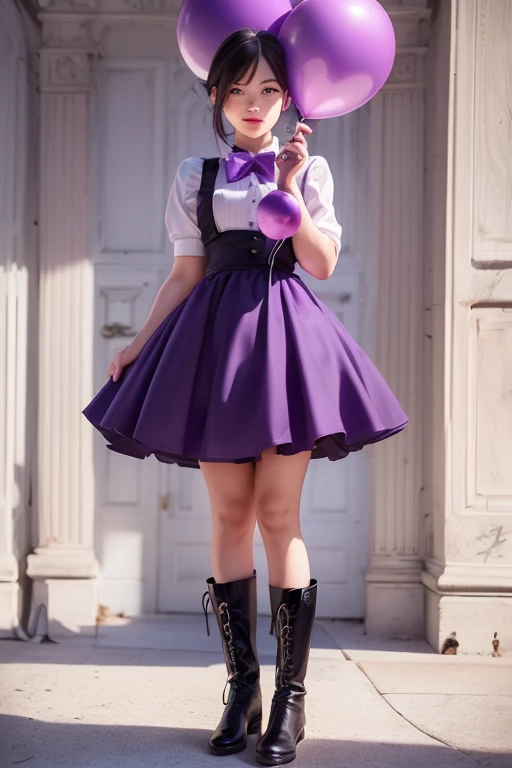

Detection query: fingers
xmin=294 ymin=121 xmax=313 ymax=136
xmin=292 ymin=121 xmax=312 ymax=143
xmin=108 ymin=358 xmax=122 ymax=382
xmin=291 ymin=135 xmax=307 ymax=149
xmin=277 ymin=120 xmax=311 ymax=164
xmin=278 ymin=139 xmax=308 ymax=163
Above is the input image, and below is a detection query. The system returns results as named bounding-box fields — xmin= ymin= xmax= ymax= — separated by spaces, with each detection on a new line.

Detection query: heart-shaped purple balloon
xmin=178 ymin=0 xmax=292 ymax=80
xmin=257 ymin=190 xmax=302 ymax=240
xmin=279 ymin=0 xmax=396 ymax=119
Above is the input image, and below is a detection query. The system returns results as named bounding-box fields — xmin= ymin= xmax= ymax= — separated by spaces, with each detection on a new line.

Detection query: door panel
xmin=93 ymin=268 xmax=163 ymax=615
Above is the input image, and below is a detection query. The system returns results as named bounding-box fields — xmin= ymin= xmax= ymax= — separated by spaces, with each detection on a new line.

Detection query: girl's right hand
xmin=107 ymin=344 xmax=140 ymax=382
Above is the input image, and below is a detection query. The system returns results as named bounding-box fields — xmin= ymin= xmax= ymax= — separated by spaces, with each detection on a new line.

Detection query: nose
xmin=247 ymin=105 xmax=260 ymax=113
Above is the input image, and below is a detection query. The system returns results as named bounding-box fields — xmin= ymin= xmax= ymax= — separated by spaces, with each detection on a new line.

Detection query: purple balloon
xmin=279 ymin=0 xmax=396 ymax=119
xmin=257 ymin=190 xmax=302 ymax=240
xmin=267 ymin=11 xmax=291 ymax=39
xmin=178 ymin=0 xmax=292 ymax=80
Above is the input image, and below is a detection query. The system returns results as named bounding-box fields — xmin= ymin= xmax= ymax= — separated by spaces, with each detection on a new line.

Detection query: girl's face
xmin=211 ymin=56 xmax=291 ymax=139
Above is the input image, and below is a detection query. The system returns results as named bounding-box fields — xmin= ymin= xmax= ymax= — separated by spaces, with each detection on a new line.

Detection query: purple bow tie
xmin=225 ymin=149 xmax=276 ymax=184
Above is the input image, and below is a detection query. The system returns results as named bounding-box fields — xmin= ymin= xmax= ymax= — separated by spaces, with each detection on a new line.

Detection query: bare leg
xmin=200 ymin=460 xmax=261 ymax=757
xmin=199 ymin=460 xmax=256 ymax=583
xmin=254 ymin=447 xmax=312 ymax=589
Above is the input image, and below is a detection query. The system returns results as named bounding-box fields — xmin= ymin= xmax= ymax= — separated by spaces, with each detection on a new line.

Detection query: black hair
xmin=205 ymin=28 xmax=290 ymax=146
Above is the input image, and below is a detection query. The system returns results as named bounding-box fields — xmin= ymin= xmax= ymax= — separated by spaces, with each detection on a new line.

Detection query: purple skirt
xmin=82 ymin=268 xmax=408 ymax=469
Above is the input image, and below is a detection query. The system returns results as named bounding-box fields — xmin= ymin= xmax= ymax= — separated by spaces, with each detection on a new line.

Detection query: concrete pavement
xmin=0 ymin=616 xmax=511 ymax=768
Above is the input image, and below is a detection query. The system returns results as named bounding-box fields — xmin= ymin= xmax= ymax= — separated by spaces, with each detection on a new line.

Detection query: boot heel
xmin=248 ymin=715 xmax=262 ymax=735
xmin=297 ymin=728 xmax=305 ymax=744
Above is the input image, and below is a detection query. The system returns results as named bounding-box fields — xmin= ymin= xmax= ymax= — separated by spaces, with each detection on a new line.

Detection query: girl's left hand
xmin=276 ymin=121 xmax=312 ymax=188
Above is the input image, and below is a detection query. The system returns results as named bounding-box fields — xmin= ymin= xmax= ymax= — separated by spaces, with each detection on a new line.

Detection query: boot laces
xmin=219 ymin=601 xmax=241 ymax=705
xmin=201 ymin=590 xmax=211 ymax=636
xmin=202 ymin=593 xmax=253 ymax=705
xmin=275 ymin=603 xmax=292 ymax=689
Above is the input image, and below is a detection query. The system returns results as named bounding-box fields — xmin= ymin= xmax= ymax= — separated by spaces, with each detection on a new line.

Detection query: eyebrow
xmin=234 ymin=79 xmax=280 ymax=85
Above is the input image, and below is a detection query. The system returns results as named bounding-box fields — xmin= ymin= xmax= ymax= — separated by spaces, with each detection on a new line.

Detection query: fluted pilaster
xmin=365 ymin=4 xmax=429 ymax=637
xmin=0 ymin=0 xmax=40 ymax=635
xmin=26 ymin=14 xmax=99 ymax=632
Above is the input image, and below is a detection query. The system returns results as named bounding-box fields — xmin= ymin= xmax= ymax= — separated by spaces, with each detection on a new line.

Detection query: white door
xmin=93 ymin=268 xmax=165 ymax=616
xmin=92 ymin=26 xmax=371 ymax=618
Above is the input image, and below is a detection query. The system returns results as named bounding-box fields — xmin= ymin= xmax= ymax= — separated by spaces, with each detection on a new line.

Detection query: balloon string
xmin=268 ymin=239 xmax=285 ymax=294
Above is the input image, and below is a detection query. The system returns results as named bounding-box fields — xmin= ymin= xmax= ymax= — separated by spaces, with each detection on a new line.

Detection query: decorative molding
xmin=38 ymin=0 xmax=98 ymax=10
xmin=27 ymin=547 xmax=99 ymax=579
xmin=119 ymin=0 xmax=178 ymax=12
xmin=38 ymin=0 xmax=428 ymax=19
xmin=465 ymin=308 xmax=512 ymax=515
xmin=37 ymin=1 xmax=429 ymax=25
xmin=367 ymin=554 xmax=424 ymax=580
xmin=473 ymin=0 xmax=512 ymax=263
xmin=388 ymin=52 xmax=418 ymax=84
xmin=36 ymin=0 xmax=429 ymax=45
xmin=38 ymin=0 xmax=181 ymax=15
xmin=39 ymin=51 xmax=93 ymax=88
xmin=0 ymin=556 xmax=19 ymax=583
xmin=423 ymin=561 xmax=512 ymax=594
xmin=42 ymin=18 xmax=92 ymax=47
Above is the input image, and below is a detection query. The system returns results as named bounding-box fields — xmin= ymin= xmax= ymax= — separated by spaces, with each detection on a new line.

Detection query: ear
xmin=282 ymin=92 xmax=292 ymax=112
xmin=210 ymin=86 xmax=217 ymax=106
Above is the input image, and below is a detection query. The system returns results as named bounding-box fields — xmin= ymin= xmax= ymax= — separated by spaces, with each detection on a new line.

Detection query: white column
xmin=0 ymin=0 xmax=39 ymax=635
xmin=365 ymin=9 xmax=429 ymax=637
xmin=26 ymin=13 xmax=99 ymax=634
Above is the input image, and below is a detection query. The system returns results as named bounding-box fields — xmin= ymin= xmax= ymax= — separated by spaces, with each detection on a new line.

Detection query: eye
xmin=230 ymin=87 xmax=243 ymax=95
xmin=263 ymin=88 xmax=278 ymax=94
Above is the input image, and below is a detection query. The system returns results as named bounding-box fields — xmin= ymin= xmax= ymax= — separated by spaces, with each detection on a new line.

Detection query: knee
xmin=256 ymin=494 xmax=297 ymax=536
xmin=212 ymin=495 xmax=254 ymax=534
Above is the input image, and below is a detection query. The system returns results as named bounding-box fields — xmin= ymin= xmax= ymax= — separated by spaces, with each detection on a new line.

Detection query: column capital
xmin=39 ymin=50 xmax=93 ymax=91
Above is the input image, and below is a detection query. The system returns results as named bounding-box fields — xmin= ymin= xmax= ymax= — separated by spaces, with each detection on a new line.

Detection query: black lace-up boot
xmin=256 ymin=579 xmax=317 ymax=766
xmin=202 ymin=571 xmax=262 ymax=755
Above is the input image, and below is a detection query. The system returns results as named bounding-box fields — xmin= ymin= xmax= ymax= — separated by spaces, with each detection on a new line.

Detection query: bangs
xmin=221 ymin=39 xmax=261 ymax=94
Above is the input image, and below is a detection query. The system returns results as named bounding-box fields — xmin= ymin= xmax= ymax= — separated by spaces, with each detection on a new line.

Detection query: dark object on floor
xmin=441 ymin=631 xmax=459 ymax=655
xmin=492 ymin=631 xmax=501 ymax=657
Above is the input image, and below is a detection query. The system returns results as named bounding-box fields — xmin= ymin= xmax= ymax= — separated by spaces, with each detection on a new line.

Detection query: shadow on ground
xmin=2 ymin=716 xmax=508 ymax=768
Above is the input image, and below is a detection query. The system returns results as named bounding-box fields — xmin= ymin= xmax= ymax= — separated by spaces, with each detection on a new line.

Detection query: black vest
xmin=197 ymin=157 xmax=298 ymax=281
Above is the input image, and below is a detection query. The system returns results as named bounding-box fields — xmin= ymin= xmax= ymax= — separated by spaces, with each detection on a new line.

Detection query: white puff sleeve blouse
xmin=165 ymin=145 xmax=342 ymax=258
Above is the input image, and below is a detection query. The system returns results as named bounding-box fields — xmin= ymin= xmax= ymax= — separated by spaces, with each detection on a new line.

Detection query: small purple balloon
xmin=257 ymin=190 xmax=302 ymax=240
xmin=178 ymin=0 xmax=292 ymax=80
xmin=279 ymin=0 xmax=396 ymax=119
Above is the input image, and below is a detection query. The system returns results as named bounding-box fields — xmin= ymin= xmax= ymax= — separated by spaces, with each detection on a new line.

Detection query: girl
xmin=83 ymin=28 xmax=408 ymax=767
